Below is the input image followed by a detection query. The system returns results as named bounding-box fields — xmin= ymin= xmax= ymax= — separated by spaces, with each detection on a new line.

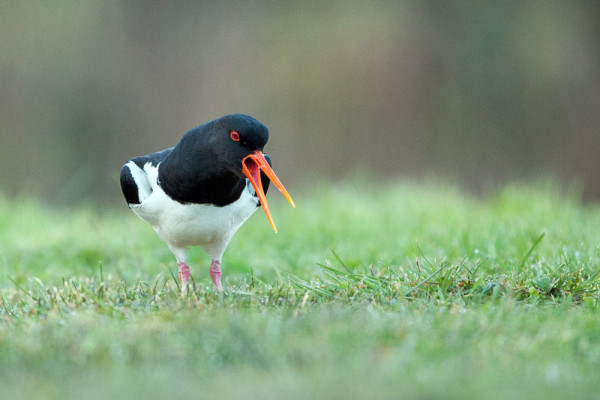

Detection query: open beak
xmin=242 ymin=151 xmax=295 ymax=233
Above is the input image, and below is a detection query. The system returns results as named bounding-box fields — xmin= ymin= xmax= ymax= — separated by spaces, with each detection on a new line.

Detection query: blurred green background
xmin=1 ymin=1 xmax=599 ymax=205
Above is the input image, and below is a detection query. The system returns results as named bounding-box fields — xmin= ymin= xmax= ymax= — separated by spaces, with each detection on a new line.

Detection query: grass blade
xmin=519 ymin=232 xmax=546 ymax=269
xmin=404 ymin=264 xmax=448 ymax=297
xmin=331 ymin=249 xmax=353 ymax=273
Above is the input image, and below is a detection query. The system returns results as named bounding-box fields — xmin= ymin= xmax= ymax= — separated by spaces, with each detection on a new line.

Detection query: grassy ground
xmin=1 ymin=181 xmax=600 ymax=399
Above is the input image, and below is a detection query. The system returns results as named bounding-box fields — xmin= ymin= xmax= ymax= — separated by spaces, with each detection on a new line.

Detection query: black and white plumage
xmin=120 ymin=114 xmax=294 ymax=292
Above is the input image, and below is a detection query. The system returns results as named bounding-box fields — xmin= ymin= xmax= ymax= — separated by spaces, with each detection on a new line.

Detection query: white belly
xmin=131 ymin=179 xmax=259 ymax=258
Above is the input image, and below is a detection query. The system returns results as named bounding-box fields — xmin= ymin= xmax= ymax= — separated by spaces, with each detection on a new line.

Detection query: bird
xmin=119 ymin=114 xmax=295 ymax=293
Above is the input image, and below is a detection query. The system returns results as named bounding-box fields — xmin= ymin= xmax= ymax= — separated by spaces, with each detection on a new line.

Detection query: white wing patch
xmin=126 ymin=161 xmax=157 ymax=204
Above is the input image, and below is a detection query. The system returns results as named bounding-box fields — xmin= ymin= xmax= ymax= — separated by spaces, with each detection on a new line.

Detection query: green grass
xmin=1 ymin=181 xmax=600 ymax=399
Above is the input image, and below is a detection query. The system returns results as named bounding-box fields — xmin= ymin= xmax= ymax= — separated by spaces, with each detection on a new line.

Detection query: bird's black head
xmin=164 ymin=113 xmax=294 ymax=231
xmin=208 ymin=114 xmax=270 ymax=175
xmin=205 ymin=113 xmax=294 ymax=231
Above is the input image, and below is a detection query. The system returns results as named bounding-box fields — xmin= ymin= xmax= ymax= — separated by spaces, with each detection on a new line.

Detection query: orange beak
xmin=242 ymin=151 xmax=295 ymax=233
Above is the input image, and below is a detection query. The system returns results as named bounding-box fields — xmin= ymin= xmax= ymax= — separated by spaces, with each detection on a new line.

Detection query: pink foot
xmin=209 ymin=260 xmax=222 ymax=290
xmin=178 ymin=261 xmax=191 ymax=293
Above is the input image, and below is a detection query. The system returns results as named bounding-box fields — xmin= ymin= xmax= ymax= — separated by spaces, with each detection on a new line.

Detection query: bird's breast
xmin=133 ymin=179 xmax=259 ymax=250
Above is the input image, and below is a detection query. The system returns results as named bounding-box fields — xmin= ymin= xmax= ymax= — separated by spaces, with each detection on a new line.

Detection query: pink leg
xmin=209 ymin=260 xmax=222 ymax=290
xmin=178 ymin=261 xmax=191 ymax=293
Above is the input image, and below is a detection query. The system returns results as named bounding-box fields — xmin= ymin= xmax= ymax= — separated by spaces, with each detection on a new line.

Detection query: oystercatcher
xmin=119 ymin=114 xmax=295 ymax=292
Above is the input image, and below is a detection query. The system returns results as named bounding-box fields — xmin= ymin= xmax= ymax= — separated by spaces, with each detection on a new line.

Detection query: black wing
xmin=260 ymin=154 xmax=272 ymax=195
xmin=119 ymin=148 xmax=173 ymax=205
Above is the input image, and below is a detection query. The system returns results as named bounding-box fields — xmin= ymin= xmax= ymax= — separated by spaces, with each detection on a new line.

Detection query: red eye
xmin=230 ymin=131 xmax=240 ymax=141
